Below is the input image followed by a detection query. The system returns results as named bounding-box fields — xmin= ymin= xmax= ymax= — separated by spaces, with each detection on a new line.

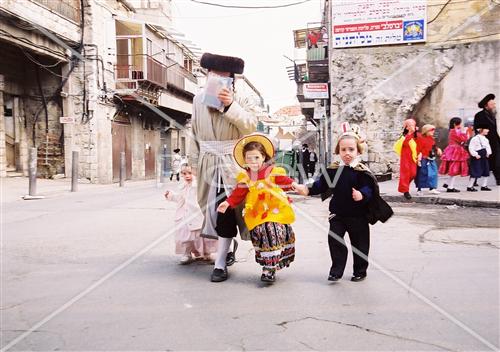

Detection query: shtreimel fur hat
xmin=478 ymin=93 xmax=495 ymax=109
xmin=200 ymin=53 xmax=245 ymax=74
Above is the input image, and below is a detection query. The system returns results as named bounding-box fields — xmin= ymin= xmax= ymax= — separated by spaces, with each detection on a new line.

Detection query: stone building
xmin=293 ymin=0 xmax=499 ymax=175
xmin=0 ymin=0 xmax=202 ymax=183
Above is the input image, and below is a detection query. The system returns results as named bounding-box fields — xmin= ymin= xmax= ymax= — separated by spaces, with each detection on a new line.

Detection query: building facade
xmin=292 ymin=0 xmax=499 ymax=175
xmin=0 ymin=0 xmax=202 ymax=183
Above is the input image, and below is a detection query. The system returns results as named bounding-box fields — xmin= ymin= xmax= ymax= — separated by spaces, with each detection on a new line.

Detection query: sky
xmin=170 ymin=0 xmax=322 ymax=114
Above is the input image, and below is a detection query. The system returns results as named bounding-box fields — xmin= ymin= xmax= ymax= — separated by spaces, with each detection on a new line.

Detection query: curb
xmin=382 ymin=195 xmax=500 ymax=209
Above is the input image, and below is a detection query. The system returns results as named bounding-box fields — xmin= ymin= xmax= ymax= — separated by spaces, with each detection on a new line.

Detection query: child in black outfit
xmin=295 ymin=130 xmax=393 ymax=282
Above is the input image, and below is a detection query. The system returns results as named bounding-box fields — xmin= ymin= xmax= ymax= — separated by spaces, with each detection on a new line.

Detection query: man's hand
xmin=217 ymin=200 xmax=230 ymax=213
xmin=218 ymin=88 xmax=234 ymax=107
xmin=352 ymin=188 xmax=363 ymax=202
xmin=475 ymin=155 xmax=481 ymax=159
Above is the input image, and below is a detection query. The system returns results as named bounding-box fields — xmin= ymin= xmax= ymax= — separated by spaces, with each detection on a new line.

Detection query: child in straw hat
xmin=415 ymin=124 xmax=442 ymax=196
xmin=217 ymin=133 xmax=301 ymax=283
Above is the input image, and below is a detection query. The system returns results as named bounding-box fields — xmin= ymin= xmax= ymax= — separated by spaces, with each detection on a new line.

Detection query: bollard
xmin=28 ymin=147 xmax=37 ymax=196
xmin=71 ymin=151 xmax=78 ymax=192
xmin=156 ymin=157 xmax=162 ymax=188
xmin=119 ymin=151 xmax=125 ymax=187
xmin=23 ymin=147 xmax=44 ymax=200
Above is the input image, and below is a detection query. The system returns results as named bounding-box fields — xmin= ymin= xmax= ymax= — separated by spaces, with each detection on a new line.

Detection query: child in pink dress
xmin=165 ymin=164 xmax=217 ymax=264
xmin=438 ymin=117 xmax=470 ymax=192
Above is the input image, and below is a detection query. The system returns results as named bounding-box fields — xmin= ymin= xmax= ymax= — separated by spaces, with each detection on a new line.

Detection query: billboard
xmin=332 ymin=0 xmax=426 ymax=48
xmin=303 ymin=83 xmax=329 ymax=99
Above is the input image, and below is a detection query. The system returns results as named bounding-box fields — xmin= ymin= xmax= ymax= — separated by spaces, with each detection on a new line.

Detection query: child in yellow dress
xmin=217 ymin=134 xmax=300 ymax=282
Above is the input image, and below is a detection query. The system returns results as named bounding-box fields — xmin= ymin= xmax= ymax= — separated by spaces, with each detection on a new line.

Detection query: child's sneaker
xmin=179 ymin=254 xmax=193 ymax=265
xmin=429 ymin=189 xmax=440 ymax=194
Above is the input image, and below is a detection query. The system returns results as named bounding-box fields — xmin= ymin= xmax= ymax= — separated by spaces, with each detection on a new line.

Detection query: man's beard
xmin=486 ymin=107 xmax=497 ymax=117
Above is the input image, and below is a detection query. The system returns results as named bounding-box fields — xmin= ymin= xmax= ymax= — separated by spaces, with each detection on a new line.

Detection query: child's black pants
xmin=328 ymin=215 xmax=370 ymax=277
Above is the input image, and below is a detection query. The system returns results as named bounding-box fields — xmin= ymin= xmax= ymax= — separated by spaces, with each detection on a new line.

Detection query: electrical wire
xmin=189 ymin=0 xmax=313 ymax=9
xmin=427 ymin=0 xmax=452 ymax=24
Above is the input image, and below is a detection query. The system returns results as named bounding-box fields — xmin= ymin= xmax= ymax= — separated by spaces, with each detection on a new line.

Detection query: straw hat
xmin=233 ymin=133 xmax=275 ymax=168
xmin=421 ymin=124 xmax=436 ymax=135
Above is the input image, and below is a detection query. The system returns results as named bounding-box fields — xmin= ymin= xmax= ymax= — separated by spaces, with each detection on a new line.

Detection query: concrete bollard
xmin=71 ymin=151 xmax=78 ymax=192
xmin=156 ymin=158 xmax=162 ymax=188
xmin=28 ymin=147 xmax=37 ymax=196
xmin=119 ymin=151 xmax=125 ymax=187
xmin=23 ymin=147 xmax=44 ymax=200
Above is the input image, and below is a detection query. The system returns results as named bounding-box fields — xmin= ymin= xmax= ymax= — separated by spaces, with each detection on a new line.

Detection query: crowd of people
xmin=163 ymin=52 xmax=394 ymax=285
xmin=163 ymin=51 xmax=497 ymax=286
xmin=395 ymin=93 xmax=498 ymax=199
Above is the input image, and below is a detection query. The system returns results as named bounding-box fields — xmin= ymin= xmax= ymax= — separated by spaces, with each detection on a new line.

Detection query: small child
xmin=467 ymin=124 xmax=492 ymax=192
xmin=295 ymin=130 xmax=393 ymax=282
xmin=394 ymin=119 xmax=418 ymax=200
xmin=415 ymin=124 xmax=442 ymax=195
xmin=439 ymin=117 xmax=470 ymax=192
xmin=165 ymin=164 xmax=217 ymax=264
xmin=217 ymin=134 xmax=299 ymax=283
xmin=170 ymin=148 xmax=182 ymax=181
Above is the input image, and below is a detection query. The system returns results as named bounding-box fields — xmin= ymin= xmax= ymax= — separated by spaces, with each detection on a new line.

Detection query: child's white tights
xmin=214 ymin=237 xmax=232 ymax=269
xmin=469 ymin=177 xmax=488 ymax=187
xmin=448 ymin=176 xmax=457 ymax=189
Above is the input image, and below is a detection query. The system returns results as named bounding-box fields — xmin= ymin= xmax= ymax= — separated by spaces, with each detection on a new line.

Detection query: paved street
xmin=1 ymin=178 xmax=499 ymax=351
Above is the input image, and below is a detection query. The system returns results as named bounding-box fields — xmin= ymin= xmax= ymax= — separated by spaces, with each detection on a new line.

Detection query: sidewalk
xmin=379 ymin=174 xmax=500 ymax=208
xmin=0 ymin=176 xmax=160 ymax=204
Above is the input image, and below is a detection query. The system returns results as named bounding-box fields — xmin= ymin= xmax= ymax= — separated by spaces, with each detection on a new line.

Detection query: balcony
xmin=115 ymin=54 xmax=197 ymax=95
xmin=32 ymin=0 xmax=82 ymax=23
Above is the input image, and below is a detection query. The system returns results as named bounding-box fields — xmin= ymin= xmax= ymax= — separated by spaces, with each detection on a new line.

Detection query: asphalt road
xmin=2 ymin=180 xmax=499 ymax=351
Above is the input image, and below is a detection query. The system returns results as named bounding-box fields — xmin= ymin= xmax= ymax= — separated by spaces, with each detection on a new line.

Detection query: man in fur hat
xmin=190 ymin=53 xmax=258 ymax=282
xmin=474 ymin=93 xmax=499 ymax=185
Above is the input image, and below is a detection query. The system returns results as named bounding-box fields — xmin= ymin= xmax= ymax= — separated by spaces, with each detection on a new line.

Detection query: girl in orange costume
xmin=395 ymin=119 xmax=418 ymax=199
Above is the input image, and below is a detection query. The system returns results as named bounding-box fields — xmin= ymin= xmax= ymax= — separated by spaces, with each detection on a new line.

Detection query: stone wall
xmin=328 ymin=0 xmax=500 ymax=175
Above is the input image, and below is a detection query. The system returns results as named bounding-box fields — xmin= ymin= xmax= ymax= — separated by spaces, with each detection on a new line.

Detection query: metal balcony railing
xmin=115 ymin=54 xmax=197 ymax=93
xmin=32 ymin=0 xmax=82 ymax=23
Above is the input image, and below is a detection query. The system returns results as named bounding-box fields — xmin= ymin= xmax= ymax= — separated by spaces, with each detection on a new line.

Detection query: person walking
xmin=439 ymin=117 xmax=470 ymax=192
xmin=474 ymin=94 xmax=499 ymax=185
xmin=190 ymin=52 xmax=258 ymax=282
xmin=170 ymin=148 xmax=182 ymax=181
xmin=217 ymin=134 xmax=300 ymax=282
xmin=165 ymin=164 xmax=217 ymax=264
xmin=467 ymin=124 xmax=493 ymax=192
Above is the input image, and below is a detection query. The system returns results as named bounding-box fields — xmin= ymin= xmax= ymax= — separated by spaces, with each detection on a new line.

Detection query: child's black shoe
xmin=328 ymin=274 xmax=342 ymax=282
xmin=467 ymin=187 xmax=477 ymax=192
xmin=446 ymin=188 xmax=460 ymax=193
xmin=261 ymin=272 xmax=275 ymax=283
xmin=481 ymin=186 xmax=492 ymax=191
xmin=351 ymin=274 xmax=367 ymax=282
xmin=403 ymin=192 xmax=412 ymax=200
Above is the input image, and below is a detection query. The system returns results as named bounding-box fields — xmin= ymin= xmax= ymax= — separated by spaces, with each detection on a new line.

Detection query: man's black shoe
xmin=351 ymin=274 xmax=367 ymax=282
xmin=481 ymin=186 xmax=492 ymax=191
xmin=226 ymin=239 xmax=238 ymax=266
xmin=403 ymin=192 xmax=412 ymax=200
xmin=443 ymin=183 xmax=448 ymax=188
xmin=467 ymin=187 xmax=477 ymax=192
xmin=328 ymin=274 xmax=342 ymax=282
xmin=210 ymin=268 xmax=228 ymax=282
xmin=446 ymin=188 xmax=460 ymax=193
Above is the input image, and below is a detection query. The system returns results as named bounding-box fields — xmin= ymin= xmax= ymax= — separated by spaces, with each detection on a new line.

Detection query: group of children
xmin=165 ymin=126 xmax=393 ymax=284
xmin=396 ymin=117 xmax=493 ymax=199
